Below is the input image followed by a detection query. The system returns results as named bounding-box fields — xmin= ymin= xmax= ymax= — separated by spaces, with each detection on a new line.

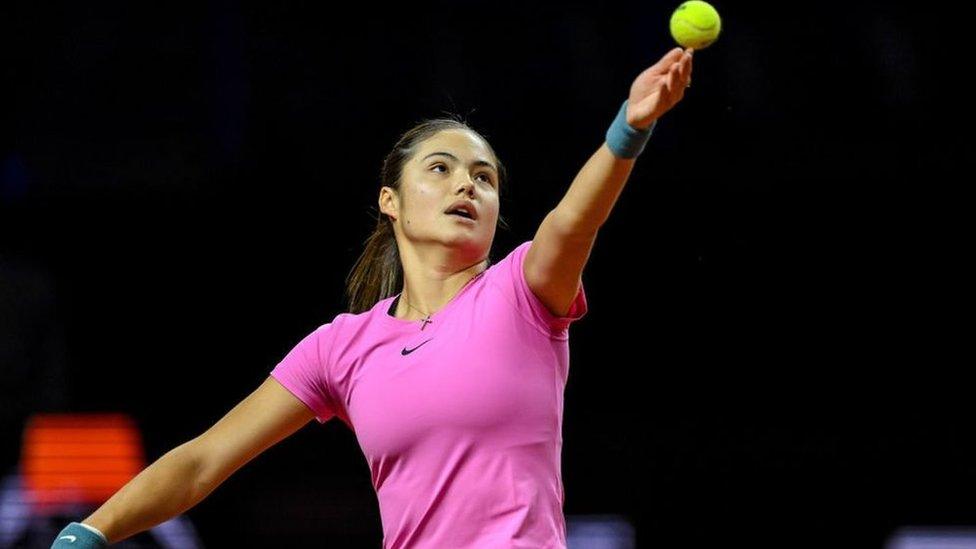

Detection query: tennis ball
xmin=670 ymin=1 xmax=722 ymax=49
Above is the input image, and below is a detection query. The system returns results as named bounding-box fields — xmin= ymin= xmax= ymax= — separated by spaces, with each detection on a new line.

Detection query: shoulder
xmin=486 ymin=240 xmax=532 ymax=275
xmin=484 ymin=239 xmax=588 ymax=338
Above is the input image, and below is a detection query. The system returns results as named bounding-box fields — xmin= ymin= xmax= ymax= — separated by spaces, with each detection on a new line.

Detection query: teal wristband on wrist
xmin=52 ymin=522 xmax=108 ymax=548
xmin=605 ymin=99 xmax=656 ymax=159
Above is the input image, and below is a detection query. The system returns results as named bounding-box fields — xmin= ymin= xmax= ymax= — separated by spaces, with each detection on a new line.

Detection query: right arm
xmin=78 ymin=375 xmax=317 ymax=544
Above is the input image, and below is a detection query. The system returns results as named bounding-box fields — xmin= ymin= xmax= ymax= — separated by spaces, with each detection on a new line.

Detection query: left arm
xmin=525 ymin=47 xmax=694 ymax=317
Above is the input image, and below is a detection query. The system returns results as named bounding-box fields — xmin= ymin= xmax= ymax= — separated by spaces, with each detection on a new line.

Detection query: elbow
xmin=174 ymin=439 xmax=214 ymax=505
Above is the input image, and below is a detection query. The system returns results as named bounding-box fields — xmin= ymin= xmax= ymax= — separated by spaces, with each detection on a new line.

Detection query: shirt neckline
xmin=377 ymin=269 xmax=488 ymax=330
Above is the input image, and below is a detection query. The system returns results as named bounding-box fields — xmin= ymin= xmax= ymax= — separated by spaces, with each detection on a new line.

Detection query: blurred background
xmin=0 ymin=0 xmax=968 ymax=547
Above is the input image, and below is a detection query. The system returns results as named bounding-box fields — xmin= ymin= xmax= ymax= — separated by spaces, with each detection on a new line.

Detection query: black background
xmin=1 ymin=1 xmax=969 ymax=547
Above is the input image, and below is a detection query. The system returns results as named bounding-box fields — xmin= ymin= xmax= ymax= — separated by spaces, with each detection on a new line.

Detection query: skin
xmin=75 ymin=48 xmax=696 ymax=545
xmin=378 ymin=128 xmax=501 ymax=321
xmin=374 ymin=48 xmax=695 ymax=322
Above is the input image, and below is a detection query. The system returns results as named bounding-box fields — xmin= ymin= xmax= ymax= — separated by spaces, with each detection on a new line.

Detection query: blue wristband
xmin=52 ymin=522 xmax=109 ymax=548
xmin=605 ymin=99 xmax=656 ymax=159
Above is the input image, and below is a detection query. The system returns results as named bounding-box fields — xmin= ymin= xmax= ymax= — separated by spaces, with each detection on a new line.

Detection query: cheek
xmin=402 ymin=188 xmax=439 ymax=223
xmin=486 ymin=203 xmax=500 ymax=220
xmin=413 ymin=186 xmax=440 ymax=208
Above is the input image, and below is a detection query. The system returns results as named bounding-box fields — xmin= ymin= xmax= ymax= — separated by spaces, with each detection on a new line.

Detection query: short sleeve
xmin=269 ymin=319 xmax=342 ymax=424
xmin=489 ymin=240 xmax=589 ymax=339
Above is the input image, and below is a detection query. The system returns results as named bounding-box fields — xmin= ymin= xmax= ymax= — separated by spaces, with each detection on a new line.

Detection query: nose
xmin=454 ymin=176 xmax=476 ymax=196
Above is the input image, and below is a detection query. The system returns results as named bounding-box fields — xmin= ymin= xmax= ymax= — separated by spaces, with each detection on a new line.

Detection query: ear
xmin=378 ymin=186 xmax=399 ymax=220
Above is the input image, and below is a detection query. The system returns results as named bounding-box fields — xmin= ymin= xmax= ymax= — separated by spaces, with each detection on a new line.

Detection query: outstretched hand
xmin=626 ymin=47 xmax=694 ymax=130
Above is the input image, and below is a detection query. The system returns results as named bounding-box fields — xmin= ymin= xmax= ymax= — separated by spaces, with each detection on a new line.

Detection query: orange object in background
xmin=20 ymin=413 xmax=146 ymax=515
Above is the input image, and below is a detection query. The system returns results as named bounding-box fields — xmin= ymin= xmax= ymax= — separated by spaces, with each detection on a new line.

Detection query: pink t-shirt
xmin=270 ymin=240 xmax=588 ymax=548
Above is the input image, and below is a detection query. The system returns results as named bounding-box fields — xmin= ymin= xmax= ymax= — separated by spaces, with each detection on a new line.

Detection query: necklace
xmin=397 ymin=270 xmax=483 ymax=330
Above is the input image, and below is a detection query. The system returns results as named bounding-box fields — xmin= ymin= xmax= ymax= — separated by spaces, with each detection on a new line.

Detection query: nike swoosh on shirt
xmin=402 ymin=339 xmax=432 ymax=355
xmin=58 ymin=535 xmax=77 ymax=542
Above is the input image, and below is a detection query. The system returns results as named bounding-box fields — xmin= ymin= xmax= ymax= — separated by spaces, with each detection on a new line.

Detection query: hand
xmin=626 ymin=47 xmax=693 ymax=130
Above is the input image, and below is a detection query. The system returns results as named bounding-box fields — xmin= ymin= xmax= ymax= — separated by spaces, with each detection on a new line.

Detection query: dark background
xmin=1 ymin=1 xmax=969 ymax=547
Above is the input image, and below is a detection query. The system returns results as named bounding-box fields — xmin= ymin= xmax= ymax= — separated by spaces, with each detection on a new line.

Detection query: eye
xmin=430 ymin=164 xmax=495 ymax=186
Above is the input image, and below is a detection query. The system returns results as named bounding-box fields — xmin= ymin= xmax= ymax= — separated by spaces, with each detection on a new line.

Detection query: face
xmin=380 ymin=129 xmax=500 ymax=258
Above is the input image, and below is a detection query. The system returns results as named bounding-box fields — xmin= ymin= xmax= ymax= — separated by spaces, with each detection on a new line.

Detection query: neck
xmin=394 ymin=260 xmax=486 ymax=321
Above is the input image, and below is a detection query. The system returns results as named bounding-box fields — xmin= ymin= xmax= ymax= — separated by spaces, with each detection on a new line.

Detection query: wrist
xmin=605 ymin=99 xmax=657 ymax=159
xmin=79 ymin=522 xmax=108 ymax=543
xmin=52 ymin=521 xmax=108 ymax=547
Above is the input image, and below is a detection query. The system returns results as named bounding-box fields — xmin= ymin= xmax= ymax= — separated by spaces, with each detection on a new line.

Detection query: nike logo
xmin=58 ymin=535 xmax=77 ymax=542
xmin=402 ymin=339 xmax=432 ymax=355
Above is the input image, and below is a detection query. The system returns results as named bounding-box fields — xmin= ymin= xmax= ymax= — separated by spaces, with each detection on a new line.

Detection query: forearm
xmin=553 ymin=142 xmax=638 ymax=236
xmin=81 ymin=441 xmax=209 ymax=544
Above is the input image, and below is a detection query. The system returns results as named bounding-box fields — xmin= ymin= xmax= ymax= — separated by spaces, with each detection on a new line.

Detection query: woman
xmin=53 ymin=47 xmax=693 ymax=548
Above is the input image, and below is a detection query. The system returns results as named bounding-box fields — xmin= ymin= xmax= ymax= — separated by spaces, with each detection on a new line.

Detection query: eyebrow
xmin=422 ymin=152 xmax=498 ymax=174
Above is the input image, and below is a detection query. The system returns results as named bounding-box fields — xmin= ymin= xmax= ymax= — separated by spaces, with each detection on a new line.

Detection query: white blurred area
xmin=886 ymin=527 xmax=976 ymax=549
xmin=566 ymin=514 xmax=635 ymax=549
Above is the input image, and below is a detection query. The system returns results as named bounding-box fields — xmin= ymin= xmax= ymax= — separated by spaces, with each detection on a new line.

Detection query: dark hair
xmin=343 ymin=114 xmax=511 ymax=314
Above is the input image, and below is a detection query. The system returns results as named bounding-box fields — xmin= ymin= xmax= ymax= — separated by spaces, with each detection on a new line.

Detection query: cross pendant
xmin=420 ymin=315 xmax=433 ymax=330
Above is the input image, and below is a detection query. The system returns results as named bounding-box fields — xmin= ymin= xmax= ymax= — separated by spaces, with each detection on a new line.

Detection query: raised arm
xmin=69 ymin=376 xmax=316 ymax=545
xmin=525 ymin=47 xmax=694 ymax=317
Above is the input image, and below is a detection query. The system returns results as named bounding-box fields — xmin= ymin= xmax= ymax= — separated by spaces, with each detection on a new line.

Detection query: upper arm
xmin=526 ymin=209 xmax=598 ymax=318
xmin=189 ymin=375 xmax=316 ymax=489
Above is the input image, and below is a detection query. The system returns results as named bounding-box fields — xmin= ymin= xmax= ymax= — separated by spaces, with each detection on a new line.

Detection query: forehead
xmin=416 ymin=129 xmax=491 ymax=160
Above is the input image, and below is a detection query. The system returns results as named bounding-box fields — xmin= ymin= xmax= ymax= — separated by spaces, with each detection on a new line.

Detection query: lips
xmin=448 ymin=213 xmax=476 ymax=224
xmin=444 ymin=200 xmax=477 ymax=220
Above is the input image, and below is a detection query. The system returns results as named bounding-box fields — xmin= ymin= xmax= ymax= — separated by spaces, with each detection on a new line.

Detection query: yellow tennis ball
xmin=670 ymin=1 xmax=722 ymax=49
